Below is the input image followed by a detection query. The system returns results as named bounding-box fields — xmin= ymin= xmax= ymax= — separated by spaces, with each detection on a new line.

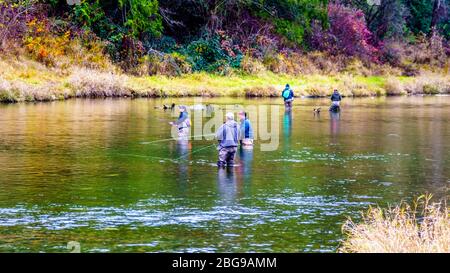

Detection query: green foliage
xmin=184 ymin=35 xmax=242 ymax=74
xmin=118 ymin=0 xmax=162 ymax=38
xmin=273 ymin=19 xmax=305 ymax=46
xmin=407 ymin=0 xmax=434 ymax=35
xmin=255 ymin=0 xmax=328 ymax=46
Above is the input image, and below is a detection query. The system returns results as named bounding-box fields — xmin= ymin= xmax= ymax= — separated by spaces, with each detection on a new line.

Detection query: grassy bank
xmin=1 ymin=56 xmax=449 ymax=103
xmin=340 ymin=195 xmax=449 ymax=253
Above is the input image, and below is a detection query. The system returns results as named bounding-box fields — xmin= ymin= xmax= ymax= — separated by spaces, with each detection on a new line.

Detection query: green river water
xmin=0 ymin=96 xmax=449 ymax=252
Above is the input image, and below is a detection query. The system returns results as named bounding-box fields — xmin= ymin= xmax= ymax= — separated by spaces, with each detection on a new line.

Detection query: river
xmin=0 ymin=96 xmax=449 ymax=252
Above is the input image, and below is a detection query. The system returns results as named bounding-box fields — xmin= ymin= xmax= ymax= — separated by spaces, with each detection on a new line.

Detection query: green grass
xmin=1 ymin=56 xmax=449 ymax=103
xmin=128 ymin=72 xmax=391 ymax=97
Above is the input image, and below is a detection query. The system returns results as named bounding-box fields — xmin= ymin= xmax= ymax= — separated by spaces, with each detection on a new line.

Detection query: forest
xmin=0 ymin=0 xmax=449 ymax=102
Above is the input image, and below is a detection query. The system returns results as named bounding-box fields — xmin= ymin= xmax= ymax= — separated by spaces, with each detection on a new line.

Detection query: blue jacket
xmin=216 ymin=120 xmax=240 ymax=148
xmin=282 ymin=87 xmax=294 ymax=101
xmin=331 ymin=92 xmax=342 ymax=101
xmin=240 ymin=119 xmax=254 ymax=139
xmin=175 ymin=111 xmax=189 ymax=130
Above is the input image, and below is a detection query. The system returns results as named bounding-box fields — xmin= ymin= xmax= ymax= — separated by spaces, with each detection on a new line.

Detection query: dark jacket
xmin=331 ymin=92 xmax=342 ymax=102
xmin=216 ymin=120 xmax=240 ymax=148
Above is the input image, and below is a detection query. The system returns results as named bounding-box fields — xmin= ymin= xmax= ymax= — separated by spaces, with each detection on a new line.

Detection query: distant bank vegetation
xmin=0 ymin=0 xmax=449 ymax=102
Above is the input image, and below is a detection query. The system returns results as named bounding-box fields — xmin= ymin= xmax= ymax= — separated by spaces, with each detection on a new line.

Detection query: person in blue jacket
xmin=238 ymin=110 xmax=254 ymax=149
xmin=169 ymin=105 xmax=190 ymax=138
xmin=281 ymin=84 xmax=294 ymax=108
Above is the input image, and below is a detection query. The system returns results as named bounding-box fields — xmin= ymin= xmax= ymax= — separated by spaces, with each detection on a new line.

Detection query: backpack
xmin=282 ymin=88 xmax=291 ymax=99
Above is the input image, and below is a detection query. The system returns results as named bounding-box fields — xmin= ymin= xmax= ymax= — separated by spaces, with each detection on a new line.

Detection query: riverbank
xmin=1 ymin=56 xmax=449 ymax=103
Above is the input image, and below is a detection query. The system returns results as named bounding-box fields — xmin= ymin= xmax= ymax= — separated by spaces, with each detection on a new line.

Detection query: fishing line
xmin=115 ymin=153 xmax=176 ymax=162
xmin=140 ymin=133 xmax=216 ymax=145
xmin=175 ymin=143 xmax=217 ymax=160
xmin=117 ymin=143 xmax=217 ymax=163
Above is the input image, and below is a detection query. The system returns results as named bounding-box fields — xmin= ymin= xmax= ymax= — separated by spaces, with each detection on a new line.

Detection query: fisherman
xmin=216 ymin=112 xmax=240 ymax=168
xmin=330 ymin=89 xmax=342 ymax=112
xmin=169 ymin=105 xmax=190 ymax=138
xmin=281 ymin=84 xmax=294 ymax=108
xmin=238 ymin=110 xmax=254 ymax=149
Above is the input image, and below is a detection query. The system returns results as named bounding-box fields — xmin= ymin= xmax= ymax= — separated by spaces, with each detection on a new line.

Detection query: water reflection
xmin=283 ymin=110 xmax=293 ymax=149
xmin=217 ymin=167 xmax=238 ymax=205
xmin=329 ymin=111 xmax=340 ymax=144
xmin=238 ymin=147 xmax=253 ymax=184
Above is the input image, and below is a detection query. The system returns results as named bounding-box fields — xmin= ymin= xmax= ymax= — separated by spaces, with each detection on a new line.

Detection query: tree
xmin=118 ymin=0 xmax=162 ymax=39
xmin=311 ymin=3 xmax=380 ymax=62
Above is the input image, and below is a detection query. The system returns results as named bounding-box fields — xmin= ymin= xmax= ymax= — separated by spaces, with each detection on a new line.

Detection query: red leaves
xmin=311 ymin=3 xmax=380 ymax=63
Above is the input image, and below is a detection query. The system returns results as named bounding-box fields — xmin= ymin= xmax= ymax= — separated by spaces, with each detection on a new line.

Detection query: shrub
xmin=0 ymin=76 xmax=17 ymax=102
xmin=134 ymin=51 xmax=192 ymax=76
xmin=240 ymin=55 xmax=267 ymax=75
xmin=0 ymin=0 xmax=37 ymax=51
xmin=384 ymin=77 xmax=406 ymax=95
xmin=23 ymin=17 xmax=111 ymax=69
xmin=340 ymin=195 xmax=450 ymax=253
xmin=244 ymin=86 xmax=278 ymax=97
xmin=309 ymin=51 xmax=348 ymax=74
xmin=68 ymin=68 xmax=130 ymax=97
xmin=184 ymin=33 xmax=243 ymax=74
xmin=405 ymin=74 xmax=450 ymax=94
xmin=310 ymin=3 xmax=380 ymax=63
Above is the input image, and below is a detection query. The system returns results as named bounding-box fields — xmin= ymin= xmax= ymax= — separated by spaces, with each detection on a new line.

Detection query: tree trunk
xmin=430 ymin=0 xmax=442 ymax=31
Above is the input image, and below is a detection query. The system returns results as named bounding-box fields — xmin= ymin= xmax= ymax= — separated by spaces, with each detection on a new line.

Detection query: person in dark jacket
xmin=281 ymin=84 xmax=294 ymax=108
xmin=216 ymin=112 xmax=240 ymax=167
xmin=330 ymin=89 xmax=342 ymax=112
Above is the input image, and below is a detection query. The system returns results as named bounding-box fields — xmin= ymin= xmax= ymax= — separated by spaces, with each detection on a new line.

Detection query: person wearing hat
xmin=216 ymin=112 xmax=240 ymax=167
xmin=281 ymin=84 xmax=294 ymax=109
xmin=169 ymin=105 xmax=190 ymax=138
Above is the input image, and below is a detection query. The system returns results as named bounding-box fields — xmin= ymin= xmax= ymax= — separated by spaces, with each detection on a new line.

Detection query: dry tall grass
xmin=405 ymin=74 xmax=450 ymax=95
xmin=68 ymin=68 xmax=131 ymax=98
xmin=340 ymin=195 xmax=450 ymax=253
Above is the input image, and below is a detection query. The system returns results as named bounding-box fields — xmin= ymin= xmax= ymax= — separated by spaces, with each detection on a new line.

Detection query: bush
xmin=68 ymin=68 xmax=130 ymax=97
xmin=0 ymin=0 xmax=37 ymax=51
xmin=310 ymin=3 xmax=380 ymax=63
xmin=133 ymin=51 xmax=192 ymax=76
xmin=184 ymin=33 xmax=243 ymax=74
xmin=384 ymin=77 xmax=406 ymax=95
xmin=405 ymin=74 xmax=450 ymax=94
xmin=23 ymin=17 xmax=111 ymax=69
xmin=340 ymin=195 xmax=450 ymax=253
xmin=240 ymin=55 xmax=267 ymax=75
